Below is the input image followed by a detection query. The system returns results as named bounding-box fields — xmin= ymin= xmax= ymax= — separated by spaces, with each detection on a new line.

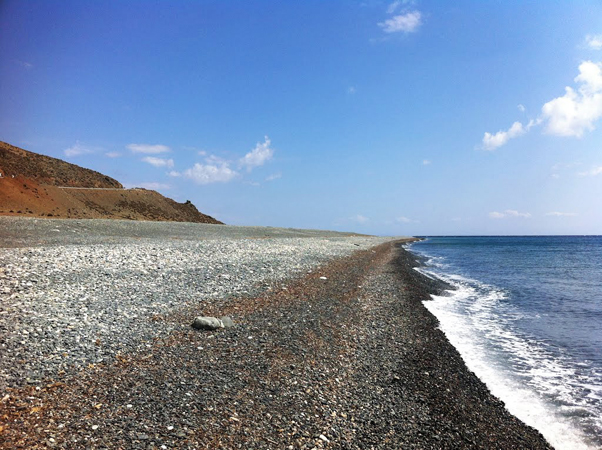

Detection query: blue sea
xmin=407 ymin=236 xmax=602 ymax=450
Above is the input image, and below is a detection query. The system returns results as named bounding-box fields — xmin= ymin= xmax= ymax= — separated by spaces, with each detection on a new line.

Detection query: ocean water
xmin=407 ymin=236 xmax=602 ymax=450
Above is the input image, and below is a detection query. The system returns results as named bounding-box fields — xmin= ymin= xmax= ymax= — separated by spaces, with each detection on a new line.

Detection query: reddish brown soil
xmin=0 ymin=141 xmax=222 ymax=224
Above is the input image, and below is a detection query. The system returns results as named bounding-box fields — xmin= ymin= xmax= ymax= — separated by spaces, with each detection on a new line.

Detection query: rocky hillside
xmin=0 ymin=141 xmax=222 ymax=224
xmin=0 ymin=141 xmax=122 ymax=188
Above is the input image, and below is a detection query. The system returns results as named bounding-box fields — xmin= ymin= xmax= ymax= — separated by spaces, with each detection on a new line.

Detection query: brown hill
xmin=0 ymin=141 xmax=122 ymax=188
xmin=0 ymin=141 xmax=222 ymax=224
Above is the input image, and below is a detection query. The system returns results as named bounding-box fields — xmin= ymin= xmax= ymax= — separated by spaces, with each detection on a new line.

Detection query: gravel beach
xmin=0 ymin=217 xmax=552 ymax=449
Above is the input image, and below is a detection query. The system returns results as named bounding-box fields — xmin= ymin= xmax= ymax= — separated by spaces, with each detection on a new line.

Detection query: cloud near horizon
xmin=183 ymin=163 xmax=238 ymax=185
xmin=239 ymin=136 xmax=274 ymax=171
xmin=482 ymin=60 xmax=602 ymax=149
xmin=351 ymin=215 xmax=370 ymax=224
xmin=546 ymin=211 xmax=577 ymax=217
xmin=171 ymin=136 xmax=275 ymax=185
xmin=489 ymin=210 xmax=531 ymax=219
xmin=64 ymin=141 xmax=95 ymax=157
xmin=127 ymin=143 xmax=171 ymax=154
xmin=578 ymin=166 xmax=602 ymax=177
xmin=142 ymin=156 xmax=174 ymax=168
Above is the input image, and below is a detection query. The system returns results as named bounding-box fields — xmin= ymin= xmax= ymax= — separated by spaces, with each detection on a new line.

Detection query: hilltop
xmin=0 ymin=141 xmax=222 ymax=224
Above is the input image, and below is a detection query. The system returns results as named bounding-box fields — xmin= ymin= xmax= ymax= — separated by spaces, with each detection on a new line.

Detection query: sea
xmin=406 ymin=236 xmax=602 ymax=450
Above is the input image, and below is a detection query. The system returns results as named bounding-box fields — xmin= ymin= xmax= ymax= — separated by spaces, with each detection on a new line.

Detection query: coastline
xmin=0 ymin=221 xmax=552 ymax=448
xmin=405 ymin=237 xmax=601 ymax=450
xmin=388 ymin=244 xmax=552 ymax=449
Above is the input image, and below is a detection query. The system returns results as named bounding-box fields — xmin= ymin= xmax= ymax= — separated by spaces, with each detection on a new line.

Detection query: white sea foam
xmin=418 ymin=263 xmax=599 ymax=450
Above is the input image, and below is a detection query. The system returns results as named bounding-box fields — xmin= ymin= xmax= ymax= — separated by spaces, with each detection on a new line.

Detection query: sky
xmin=1 ymin=0 xmax=602 ymax=236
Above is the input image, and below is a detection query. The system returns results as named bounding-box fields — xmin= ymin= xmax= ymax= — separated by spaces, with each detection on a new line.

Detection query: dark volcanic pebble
xmin=0 ymin=236 xmax=553 ymax=449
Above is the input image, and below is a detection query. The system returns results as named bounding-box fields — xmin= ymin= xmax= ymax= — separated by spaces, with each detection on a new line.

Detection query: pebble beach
xmin=0 ymin=217 xmax=553 ymax=449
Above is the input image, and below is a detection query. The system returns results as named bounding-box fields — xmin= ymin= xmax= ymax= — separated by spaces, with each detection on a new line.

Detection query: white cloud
xmin=127 ymin=143 xmax=171 ymax=154
xmin=16 ymin=60 xmax=33 ymax=69
xmin=183 ymin=163 xmax=238 ymax=185
xmin=395 ymin=216 xmax=412 ymax=223
xmin=379 ymin=11 xmax=422 ymax=33
xmin=175 ymin=136 xmax=276 ymax=185
xmin=489 ymin=210 xmax=531 ymax=219
xmin=546 ymin=212 xmax=577 ymax=217
xmin=541 ymin=61 xmax=602 ymax=137
xmin=386 ymin=1 xmax=403 ymax=14
xmin=551 ymin=161 xmax=582 ymax=177
xmin=505 ymin=210 xmax=532 ymax=218
xmin=266 ymin=172 xmax=282 ymax=181
xmin=482 ymin=121 xmax=528 ymax=150
xmin=348 ymin=86 xmax=357 ymax=94
xmin=64 ymin=141 xmax=95 ymax=157
xmin=422 ymin=159 xmax=431 ymax=165
xmin=480 ymin=61 xmax=602 ymax=148
xmin=205 ymin=154 xmax=228 ymax=165
xmin=105 ymin=151 xmax=121 ymax=158
xmin=351 ymin=215 xmax=370 ymax=224
xmin=518 ymin=104 xmax=526 ymax=112
xmin=141 ymin=156 xmax=174 ymax=168
xmin=578 ymin=166 xmax=602 ymax=177
xmin=239 ymin=136 xmax=274 ymax=171
xmin=586 ymin=35 xmax=602 ymax=50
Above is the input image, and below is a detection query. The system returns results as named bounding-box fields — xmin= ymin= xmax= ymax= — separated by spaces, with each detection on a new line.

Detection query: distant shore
xmin=0 ymin=218 xmax=551 ymax=448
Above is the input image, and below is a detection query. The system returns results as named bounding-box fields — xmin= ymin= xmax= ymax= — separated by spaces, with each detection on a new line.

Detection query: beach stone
xmin=220 ymin=316 xmax=234 ymax=328
xmin=191 ymin=317 xmax=223 ymax=330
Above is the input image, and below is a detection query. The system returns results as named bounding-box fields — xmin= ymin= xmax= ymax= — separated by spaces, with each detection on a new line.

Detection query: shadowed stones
xmin=191 ymin=316 xmax=234 ymax=331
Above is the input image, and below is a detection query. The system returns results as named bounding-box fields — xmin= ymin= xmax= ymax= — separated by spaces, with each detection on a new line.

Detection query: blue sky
xmin=1 ymin=1 xmax=601 ymax=235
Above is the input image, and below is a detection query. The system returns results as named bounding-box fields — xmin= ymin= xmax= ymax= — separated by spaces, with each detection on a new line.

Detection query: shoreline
xmin=405 ymin=237 xmax=600 ymax=450
xmin=0 ymin=222 xmax=552 ymax=448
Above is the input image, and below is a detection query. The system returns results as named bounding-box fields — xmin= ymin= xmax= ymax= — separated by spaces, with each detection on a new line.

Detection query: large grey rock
xmin=191 ymin=316 xmax=223 ymax=330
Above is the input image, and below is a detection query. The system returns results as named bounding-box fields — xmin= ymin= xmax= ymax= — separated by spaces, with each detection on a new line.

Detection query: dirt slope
xmin=0 ymin=141 xmax=122 ymax=188
xmin=0 ymin=141 xmax=222 ymax=224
